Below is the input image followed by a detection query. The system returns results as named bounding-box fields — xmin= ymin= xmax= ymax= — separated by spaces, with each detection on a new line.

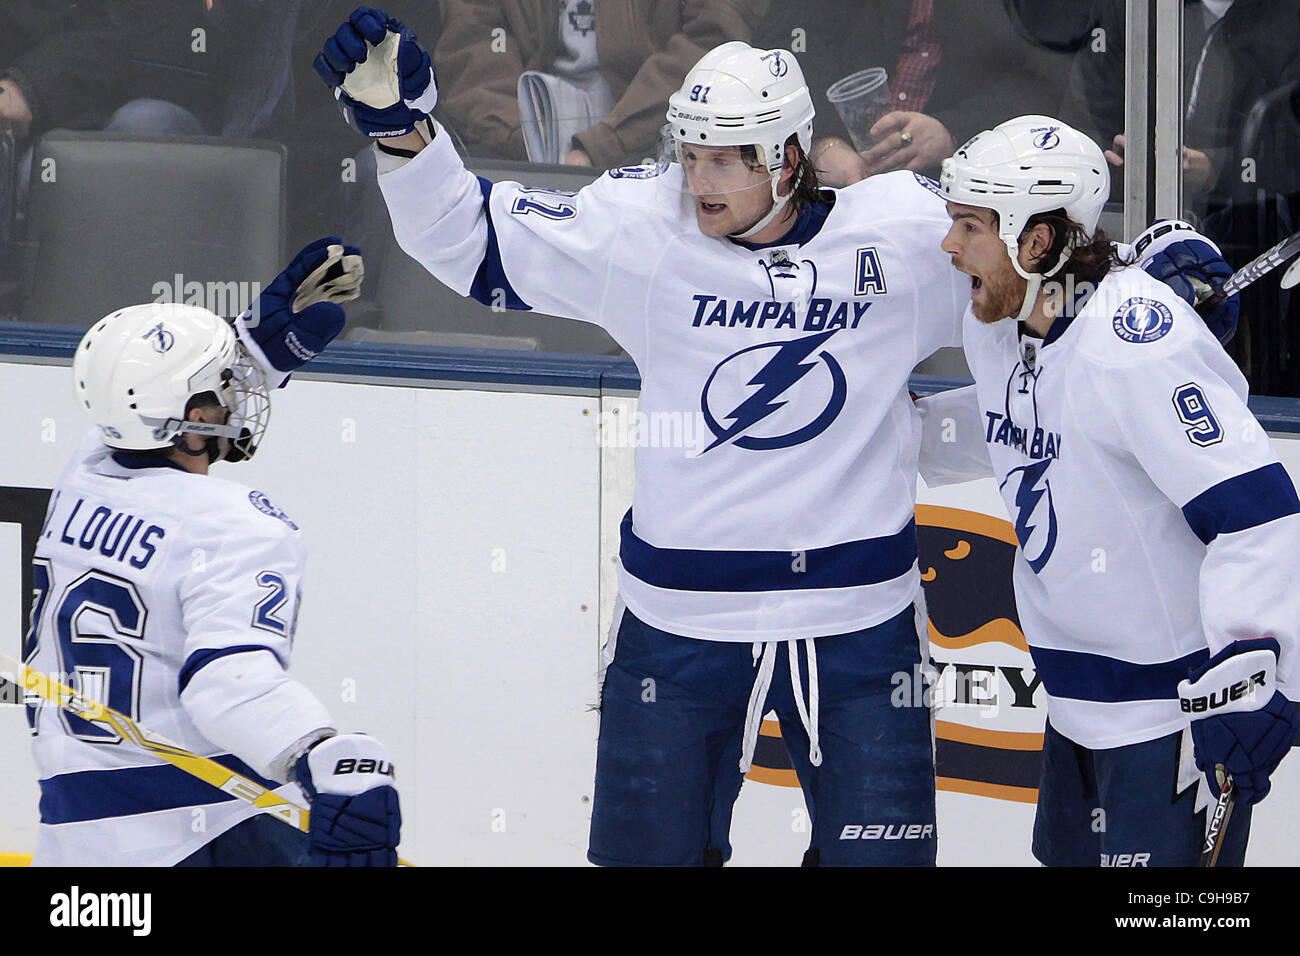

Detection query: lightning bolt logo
xmin=700 ymin=330 xmax=847 ymax=453
xmin=1000 ymin=459 xmax=1058 ymax=573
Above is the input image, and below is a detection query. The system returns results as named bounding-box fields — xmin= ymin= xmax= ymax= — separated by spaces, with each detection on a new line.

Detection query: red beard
xmin=972 ymin=264 xmax=1030 ymax=324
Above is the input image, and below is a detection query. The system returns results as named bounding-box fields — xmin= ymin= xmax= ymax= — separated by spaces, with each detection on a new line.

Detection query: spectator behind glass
xmin=2 ymin=3 xmax=128 ymax=141
xmin=1033 ymin=0 xmax=1300 ymax=395
xmin=0 ymin=1 xmax=214 ymax=285
xmin=757 ymin=0 xmax=1073 ymax=187
xmin=434 ymin=0 xmax=772 ymax=168
xmin=1045 ymin=0 xmax=1300 ymax=207
xmin=0 ymin=1 xmax=217 ymax=141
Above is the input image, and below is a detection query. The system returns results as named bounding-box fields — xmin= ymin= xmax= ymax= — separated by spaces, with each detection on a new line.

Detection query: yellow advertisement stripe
xmin=937 ymin=776 xmax=1039 ymax=804
xmin=929 ymin=619 xmax=1029 ymax=653
xmin=935 ymin=720 xmax=1044 ymax=752
xmin=744 ymin=766 xmax=800 ymax=787
xmin=0 ymin=853 xmax=32 ymax=867
xmin=915 ymin=504 xmax=1020 ymax=545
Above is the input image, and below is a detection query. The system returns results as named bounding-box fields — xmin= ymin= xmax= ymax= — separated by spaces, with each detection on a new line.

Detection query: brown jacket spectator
xmin=435 ymin=0 xmax=770 ymax=167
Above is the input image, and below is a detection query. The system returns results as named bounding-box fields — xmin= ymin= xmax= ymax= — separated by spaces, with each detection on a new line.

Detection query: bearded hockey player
xmin=314 ymin=6 xmax=1243 ymax=865
xmin=922 ymin=116 xmax=1300 ymax=866
xmin=25 ymin=240 xmax=403 ymax=866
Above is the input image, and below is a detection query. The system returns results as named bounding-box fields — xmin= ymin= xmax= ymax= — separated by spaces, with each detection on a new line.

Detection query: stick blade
xmin=1281 ymin=256 xmax=1300 ymax=290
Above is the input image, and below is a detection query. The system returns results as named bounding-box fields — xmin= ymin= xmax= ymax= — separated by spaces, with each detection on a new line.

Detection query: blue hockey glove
xmin=314 ymin=7 xmax=438 ymax=139
xmin=1177 ymin=638 xmax=1299 ymax=806
xmin=235 ymin=237 xmax=362 ymax=388
xmin=1131 ymin=220 xmax=1240 ymax=344
xmin=295 ymin=733 xmax=401 ymax=867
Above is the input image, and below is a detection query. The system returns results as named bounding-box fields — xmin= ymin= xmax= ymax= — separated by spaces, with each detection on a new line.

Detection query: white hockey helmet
xmin=666 ymin=41 xmax=815 ymax=237
xmin=73 ymin=302 xmax=270 ymax=461
xmin=940 ymin=115 xmax=1109 ymax=282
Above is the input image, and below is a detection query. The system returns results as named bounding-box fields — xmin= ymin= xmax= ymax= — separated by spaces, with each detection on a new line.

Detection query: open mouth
xmin=699 ymin=200 xmax=727 ymax=214
xmin=971 ymin=275 xmax=983 ymax=293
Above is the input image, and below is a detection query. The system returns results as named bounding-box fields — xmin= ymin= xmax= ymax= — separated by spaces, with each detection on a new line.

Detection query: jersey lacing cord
xmin=739 ymin=639 xmax=823 ymax=774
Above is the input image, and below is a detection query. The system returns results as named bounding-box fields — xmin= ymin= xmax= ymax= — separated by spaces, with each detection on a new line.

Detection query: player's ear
xmin=777 ymin=143 xmax=801 ymax=192
xmin=784 ymin=143 xmax=801 ymax=178
xmin=1020 ymin=221 xmax=1056 ymax=269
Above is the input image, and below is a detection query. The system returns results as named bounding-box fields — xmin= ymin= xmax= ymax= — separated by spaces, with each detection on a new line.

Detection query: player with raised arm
xmin=25 ymin=239 xmax=403 ymax=867
xmin=312 ymin=7 xmax=1243 ymax=866
xmin=920 ymin=116 xmax=1300 ymax=865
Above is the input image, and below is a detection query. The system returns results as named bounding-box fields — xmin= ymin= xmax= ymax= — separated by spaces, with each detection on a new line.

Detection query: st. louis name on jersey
xmin=379 ymin=129 xmax=968 ymax=640
xmin=919 ymin=267 xmax=1300 ymax=749
xmin=24 ymin=433 xmax=332 ymax=865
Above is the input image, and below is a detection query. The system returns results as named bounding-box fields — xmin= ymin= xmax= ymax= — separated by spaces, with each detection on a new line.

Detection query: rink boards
xmin=0 ymin=340 xmax=1297 ymax=867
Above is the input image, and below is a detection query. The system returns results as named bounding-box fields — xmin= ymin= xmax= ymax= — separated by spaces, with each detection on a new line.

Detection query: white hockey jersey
xmin=919 ymin=267 xmax=1300 ymax=749
xmin=380 ymin=130 xmax=968 ymax=640
xmin=26 ymin=434 xmax=332 ymax=865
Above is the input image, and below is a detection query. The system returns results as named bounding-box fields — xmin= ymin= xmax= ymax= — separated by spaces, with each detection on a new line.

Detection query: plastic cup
xmin=826 ymin=68 xmax=892 ymax=152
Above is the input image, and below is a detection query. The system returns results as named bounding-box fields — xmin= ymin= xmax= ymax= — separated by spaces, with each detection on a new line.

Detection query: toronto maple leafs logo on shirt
xmin=566 ymin=0 xmax=595 ymax=36
xmin=699 ymin=330 xmax=847 ymax=453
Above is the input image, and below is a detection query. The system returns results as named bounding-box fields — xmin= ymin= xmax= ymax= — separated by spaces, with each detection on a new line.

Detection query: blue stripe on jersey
xmin=468 ymin=177 xmax=532 ymax=310
xmin=619 ymin=510 xmax=917 ymax=592
xmin=39 ymin=754 xmax=280 ymax=824
xmin=1181 ymin=462 xmax=1300 ymax=544
xmin=178 ymin=644 xmax=279 ymax=694
xmin=1028 ymin=645 xmax=1209 ymax=703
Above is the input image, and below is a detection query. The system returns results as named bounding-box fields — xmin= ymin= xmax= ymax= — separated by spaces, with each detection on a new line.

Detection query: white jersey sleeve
xmin=378 ymin=125 xmax=660 ymax=356
xmin=915 ymin=383 xmax=995 ymax=487
xmin=1080 ymin=312 xmax=1300 ymax=683
xmin=176 ymin=488 xmax=334 ymax=780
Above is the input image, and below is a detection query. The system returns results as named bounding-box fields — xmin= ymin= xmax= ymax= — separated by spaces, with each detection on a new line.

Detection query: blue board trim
xmin=3 ymin=328 xmax=1300 ymax=431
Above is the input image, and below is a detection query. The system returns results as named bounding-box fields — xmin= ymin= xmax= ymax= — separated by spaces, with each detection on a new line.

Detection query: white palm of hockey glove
xmin=234 ymin=237 xmax=363 ymax=388
xmin=314 ymin=7 xmax=438 ymax=139
xmin=295 ymin=733 xmax=401 ymax=867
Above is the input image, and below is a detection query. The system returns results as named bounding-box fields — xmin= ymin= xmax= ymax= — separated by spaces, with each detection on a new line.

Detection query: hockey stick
xmin=1281 ymin=256 xmax=1300 ymax=290
xmin=1196 ymin=229 xmax=1300 ymax=315
xmin=1200 ymin=765 xmax=1235 ymax=867
xmin=0 ymin=652 xmax=415 ymax=867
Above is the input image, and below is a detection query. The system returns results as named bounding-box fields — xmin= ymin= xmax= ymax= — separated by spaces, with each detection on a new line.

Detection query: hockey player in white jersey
xmin=313 ymin=8 xmax=1244 ymax=866
xmin=316 ymin=8 xmax=979 ymax=866
xmin=922 ymin=116 xmax=1300 ymax=865
xmin=25 ymin=239 xmax=403 ymax=866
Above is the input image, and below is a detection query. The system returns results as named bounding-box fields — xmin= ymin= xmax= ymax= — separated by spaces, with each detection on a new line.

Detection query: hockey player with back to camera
xmin=25 ymin=239 xmax=403 ymax=866
xmin=313 ymin=6 xmax=1244 ymax=865
xmin=915 ymin=116 xmax=1300 ymax=866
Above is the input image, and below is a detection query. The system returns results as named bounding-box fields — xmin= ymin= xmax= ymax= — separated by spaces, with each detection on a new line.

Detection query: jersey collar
xmin=111 ymin=450 xmax=189 ymax=473
xmin=1039 ymin=278 xmax=1100 ymax=346
xmin=728 ymin=193 xmax=835 ymax=251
